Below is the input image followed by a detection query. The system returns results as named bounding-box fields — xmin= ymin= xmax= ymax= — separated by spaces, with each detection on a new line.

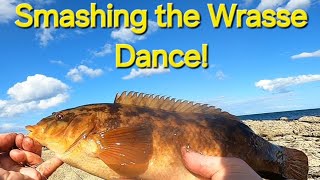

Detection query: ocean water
xmin=238 ymin=108 xmax=320 ymax=120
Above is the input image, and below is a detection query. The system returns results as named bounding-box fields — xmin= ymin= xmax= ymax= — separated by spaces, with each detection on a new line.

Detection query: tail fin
xmin=283 ymin=147 xmax=308 ymax=180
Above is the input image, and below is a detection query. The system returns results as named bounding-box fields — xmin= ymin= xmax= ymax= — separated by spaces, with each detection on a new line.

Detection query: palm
xmin=0 ymin=152 xmax=42 ymax=180
xmin=0 ymin=133 xmax=63 ymax=180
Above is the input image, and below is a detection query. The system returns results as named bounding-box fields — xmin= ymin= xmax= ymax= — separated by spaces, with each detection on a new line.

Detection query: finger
xmin=181 ymin=146 xmax=220 ymax=178
xmin=0 ymin=133 xmax=17 ymax=152
xmin=181 ymin=147 xmax=261 ymax=180
xmin=19 ymin=167 xmax=42 ymax=180
xmin=0 ymin=168 xmax=33 ymax=180
xmin=22 ymin=136 xmax=42 ymax=156
xmin=10 ymin=149 xmax=43 ymax=166
xmin=15 ymin=133 xmax=25 ymax=149
xmin=37 ymin=157 xmax=63 ymax=178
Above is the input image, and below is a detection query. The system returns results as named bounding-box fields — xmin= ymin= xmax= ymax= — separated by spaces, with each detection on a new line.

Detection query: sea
xmin=238 ymin=108 xmax=320 ymax=121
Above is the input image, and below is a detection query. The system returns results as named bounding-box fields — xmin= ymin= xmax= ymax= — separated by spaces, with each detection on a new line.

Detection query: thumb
xmin=181 ymin=146 xmax=223 ymax=179
xmin=181 ymin=146 xmax=261 ymax=180
xmin=36 ymin=157 xmax=63 ymax=179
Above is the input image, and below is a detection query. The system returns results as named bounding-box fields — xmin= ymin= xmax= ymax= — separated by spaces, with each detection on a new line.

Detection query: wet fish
xmin=26 ymin=92 xmax=308 ymax=180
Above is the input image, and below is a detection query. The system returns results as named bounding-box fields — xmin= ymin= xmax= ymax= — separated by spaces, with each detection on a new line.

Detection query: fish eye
xmin=55 ymin=113 xmax=64 ymax=120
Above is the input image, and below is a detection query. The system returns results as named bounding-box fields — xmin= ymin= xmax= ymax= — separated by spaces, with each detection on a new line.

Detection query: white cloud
xmin=0 ymin=74 xmax=69 ymax=117
xmin=255 ymin=74 xmax=320 ymax=92
xmin=111 ymin=20 xmax=158 ymax=43
xmin=257 ymin=0 xmax=311 ymax=11
xmin=36 ymin=24 xmax=56 ymax=47
xmin=122 ymin=65 xmax=170 ymax=80
xmin=91 ymin=43 xmax=112 ymax=57
xmin=0 ymin=0 xmax=17 ymax=23
xmin=243 ymin=0 xmax=254 ymax=6
xmin=32 ymin=0 xmax=54 ymax=6
xmin=215 ymin=70 xmax=226 ymax=80
xmin=67 ymin=65 xmax=103 ymax=82
xmin=205 ymin=92 xmax=299 ymax=115
xmin=257 ymin=0 xmax=287 ymax=11
xmin=75 ymin=30 xmax=85 ymax=35
xmin=37 ymin=93 xmax=69 ymax=109
xmin=8 ymin=74 xmax=69 ymax=102
xmin=106 ymin=67 xmax=113 ymax=72
xmin=50 ymin=60 xmax=66 ymax=66
xmin=284 ymin=0 xmax=311 ymax=11
xmin=291 ymin=50 xmax=320 ymax=59
xmin=0 ymin=123 xmax=25 ymax=133
xmin=1 ymin=0 xmax=54 ymax=23
xmin=0 ymin=100 xmax=7 ymax=110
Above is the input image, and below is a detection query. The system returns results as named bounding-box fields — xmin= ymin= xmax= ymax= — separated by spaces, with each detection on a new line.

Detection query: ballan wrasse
xmin=26 ymin=92 xmax=308 ymax=179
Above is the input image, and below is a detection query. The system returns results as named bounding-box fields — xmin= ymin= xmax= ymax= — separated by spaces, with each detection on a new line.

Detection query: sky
xmin=0 ymin=0 xmax=320 ymax=133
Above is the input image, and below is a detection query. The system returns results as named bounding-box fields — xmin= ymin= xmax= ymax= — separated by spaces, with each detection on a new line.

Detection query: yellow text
xmin=116 ymin=44 xmax=208 ymax=69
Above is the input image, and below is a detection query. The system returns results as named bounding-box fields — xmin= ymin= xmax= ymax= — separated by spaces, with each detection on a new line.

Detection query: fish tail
xmin=282 ymin=147 xmax=308 ymax=180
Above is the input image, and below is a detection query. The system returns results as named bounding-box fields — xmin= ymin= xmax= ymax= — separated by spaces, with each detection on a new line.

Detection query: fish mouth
xmin=25 ymin=125 xmax=34 ymax=132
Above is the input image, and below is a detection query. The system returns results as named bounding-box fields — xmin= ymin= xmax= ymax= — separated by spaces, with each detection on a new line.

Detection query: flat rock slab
xmin=244 ymin=119 xmax=320 ymax=180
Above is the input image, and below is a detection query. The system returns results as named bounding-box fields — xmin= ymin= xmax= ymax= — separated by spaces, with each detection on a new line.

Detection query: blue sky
xmin=0 ymin=0 xmax=320 ymax=133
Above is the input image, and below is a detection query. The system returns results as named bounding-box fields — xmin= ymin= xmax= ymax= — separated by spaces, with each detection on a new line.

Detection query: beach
xmin=43 ymin=116 xmax=320 ymax=180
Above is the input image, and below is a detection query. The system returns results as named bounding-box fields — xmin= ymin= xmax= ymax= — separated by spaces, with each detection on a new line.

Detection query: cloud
xmin=205 ymin=92 xmax=300 ymax=115
xmin=111 ymin=20 xmax=158 ymax=43
xmin=291 ymin=50 xmax=320 ymax=59
xmin=91 ymin=43 xmax=112 ymax=57
xmin=50 ymin=60 xmax=66 ymax=66
xmin=0 ymin=123 xmax=25 ymax=133
xmin=255 ymin=74 xmax=320 ymax=92
xmin=257 ymin=0 xmax=311 ymax=11
xmin=8 ymin=74 xmax=68 ymax=102
xmin=284 ymin=0 xmax=311 ymax=11
xmin=36 ymin=24 xmax=56 ymax=47
xmin=0 ymin=0 xmax=55 ymax=23
xmin=243 ymin=0 xmax=254 ymax=6
xmin=0 ymin=74 xmax=69 ymax=117
xmin=67 ymin=65 xmax=103 ymax=82
xmin=75 ymin=30 xmax=85 ymax=35
xmin=257 ymin=0 xmax=287 ymax=11
xmin=32 ymin=0 xmax=54 ymax=6
xmin=215 ymin=70 xmax=226 ymax=80
xmin=122 ymin=65 xmax=170 ymax=80
xmin=0 ymin=0 xmax=17 ymax=23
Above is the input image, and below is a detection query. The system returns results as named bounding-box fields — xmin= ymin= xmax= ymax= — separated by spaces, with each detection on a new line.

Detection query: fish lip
xmin=25 ymin=125 xmax=34 ymax=132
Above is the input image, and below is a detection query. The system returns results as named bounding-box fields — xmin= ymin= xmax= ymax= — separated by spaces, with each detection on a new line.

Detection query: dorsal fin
xmin=114 ymin=91 xmax=239 ymax=121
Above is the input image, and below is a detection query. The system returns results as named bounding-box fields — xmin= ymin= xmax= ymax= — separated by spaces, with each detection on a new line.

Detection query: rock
xmin=43 ymin=149 xmax=103 ymax=180
xmin=298 ymin=116 xmax=320 ymax=123
xmin=243 ymin=118 xmax=320 ymax=180
xmin=280 ymin=116 xmax=289 ymax=121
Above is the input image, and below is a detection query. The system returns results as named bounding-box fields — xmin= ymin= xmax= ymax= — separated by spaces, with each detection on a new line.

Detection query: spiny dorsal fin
xmin=114 ymin=91 xmax=239 ymax=121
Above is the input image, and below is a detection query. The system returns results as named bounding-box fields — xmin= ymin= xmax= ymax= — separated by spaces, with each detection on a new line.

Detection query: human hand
xmin=181 ymin=146 xmax=262 ymax=180
xmin=0 ymin=133 xmax=63 ymax=180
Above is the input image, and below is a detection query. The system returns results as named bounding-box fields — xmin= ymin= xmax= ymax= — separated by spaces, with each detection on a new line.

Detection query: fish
xmin=26 ymin=91 xmax=308 ymax=180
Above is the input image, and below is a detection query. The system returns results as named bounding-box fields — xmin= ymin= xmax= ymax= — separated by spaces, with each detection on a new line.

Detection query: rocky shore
xmin=43 ymin=116 xmax=320 ymax=180
xmin=244 ymin=116 xmax=320 ymax=180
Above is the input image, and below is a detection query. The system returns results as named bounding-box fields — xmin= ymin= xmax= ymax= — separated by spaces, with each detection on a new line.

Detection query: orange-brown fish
xmin=26 ymin=92 xmax=308 ymax=180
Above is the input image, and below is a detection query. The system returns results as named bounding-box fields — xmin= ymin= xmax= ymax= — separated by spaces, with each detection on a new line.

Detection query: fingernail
xmin=186 ymin=144 xmax=191 ymax=152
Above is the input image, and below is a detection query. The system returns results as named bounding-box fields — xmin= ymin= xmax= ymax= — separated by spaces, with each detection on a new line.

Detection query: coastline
xmin=245 ymin=116 xmax=320 ymax=180
xmin=43 ymin=116 xmax=320 ymax=180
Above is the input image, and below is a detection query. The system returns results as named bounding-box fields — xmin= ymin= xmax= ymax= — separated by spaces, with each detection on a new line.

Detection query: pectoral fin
xmin=94 ymin=125 xmax=153 ymax=177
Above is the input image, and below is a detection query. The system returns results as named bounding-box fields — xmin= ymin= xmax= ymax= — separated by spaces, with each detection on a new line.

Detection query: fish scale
xmin=26 ymin=92 xmax=308 ymax=180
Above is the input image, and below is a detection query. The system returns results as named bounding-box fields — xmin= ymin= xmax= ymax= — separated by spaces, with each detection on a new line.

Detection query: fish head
xmin=26 ymin=109 xmax=95 ymax=154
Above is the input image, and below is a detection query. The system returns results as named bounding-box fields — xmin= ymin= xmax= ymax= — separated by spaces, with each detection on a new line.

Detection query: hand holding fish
xmin=0 ymin=133 xmax=63 ymax=180
xmin=181 ymin=146 xmax=262 ymax=180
